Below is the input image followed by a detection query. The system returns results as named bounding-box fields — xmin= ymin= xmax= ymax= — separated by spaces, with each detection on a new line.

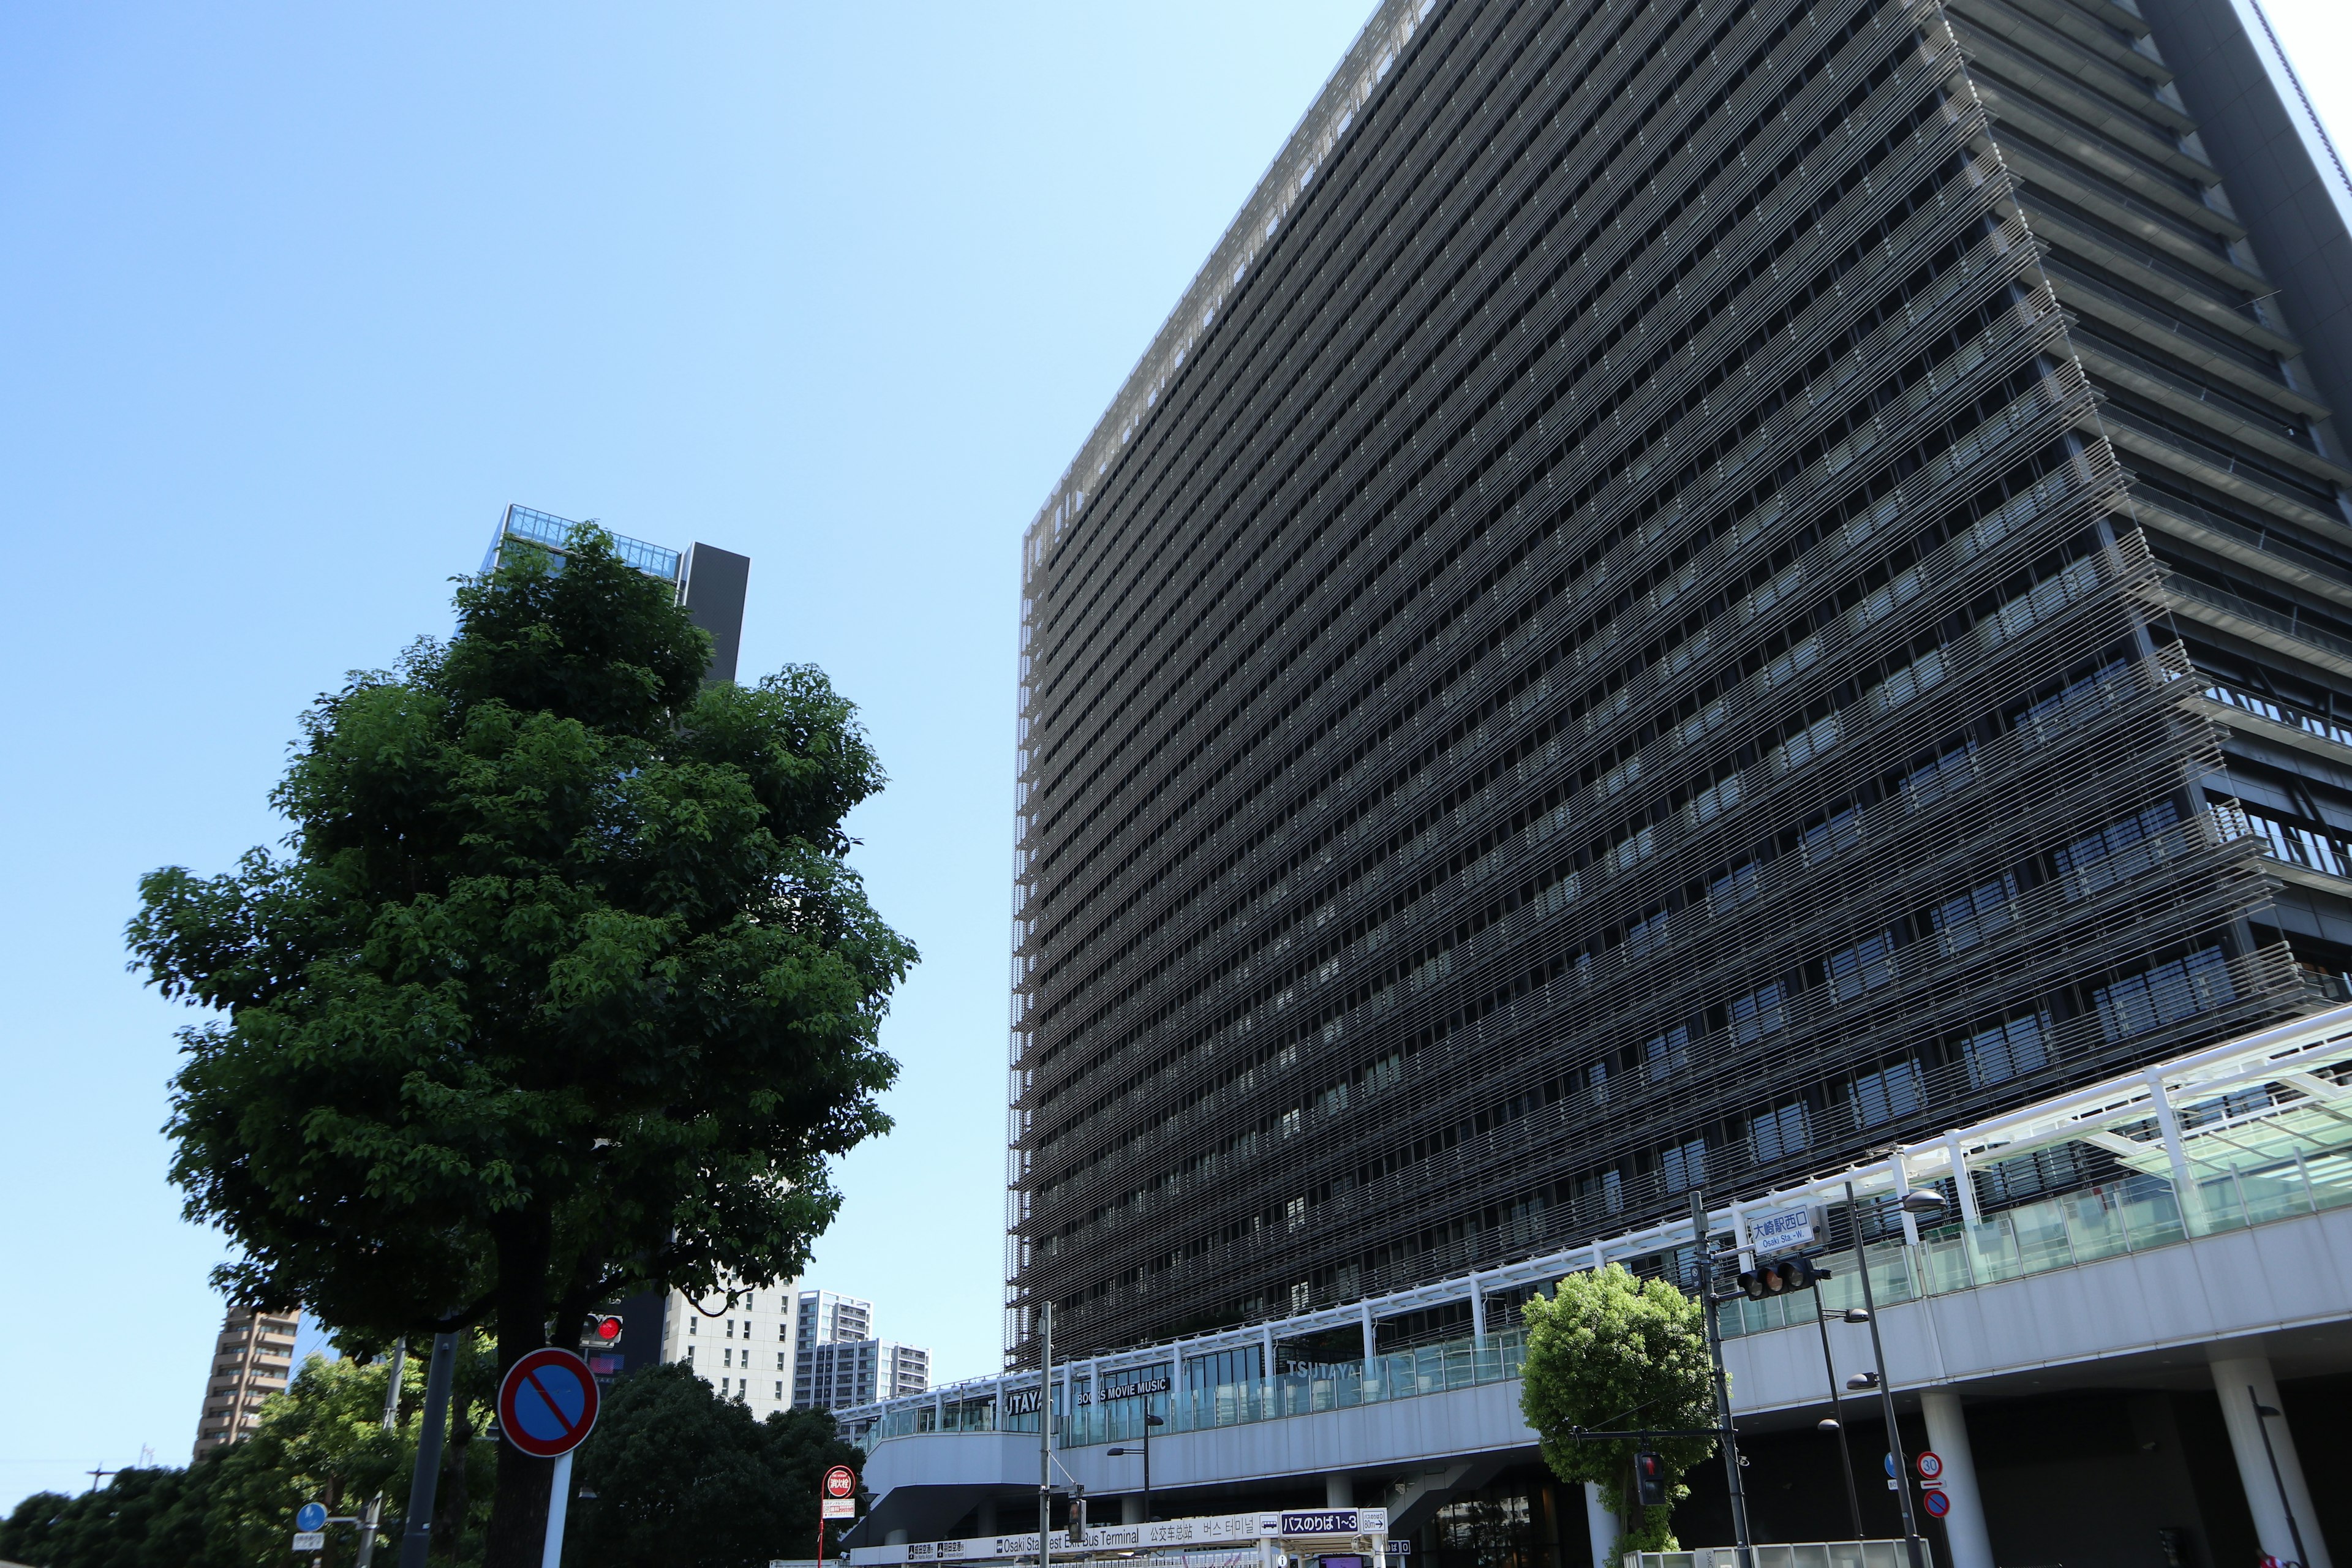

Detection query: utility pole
xmin=1690 ymin=1191 xmax=1755 ymax=1568
xmin=353 ymin=1340 xmax=407 ymax=1568
xmin=396 ymin=1332 xmax=460 ymax=1568
xmin=1844 ymin=1182 xmax=1926 ymax=1568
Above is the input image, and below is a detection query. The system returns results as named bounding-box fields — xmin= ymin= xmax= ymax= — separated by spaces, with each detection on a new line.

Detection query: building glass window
xmin=1730 ymin=984 xmax=1785 ymax=1044
xmin=1854 ymin=1061 xmax=1925 ymax=1127
xmin=1751 ymin=1103 xmax=1809 ymax=1163
xmin=1643 ymin=1026 xmax=1691 ymax=1084
xmin=1660 ymin=1139 xmax=1707 ymax=1194
xmin=1827 ymin=934 xmax=1897 ymax=1000
xmin=2095 ymin=948 xmax=2233 ymax=1041
xmin=1962 ymin=1012 xmax=2050 ymax=1087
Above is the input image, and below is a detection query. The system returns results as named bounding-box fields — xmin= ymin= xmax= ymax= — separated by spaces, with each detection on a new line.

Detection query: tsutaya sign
xmin=857 ymin=1509 xmax=1390 ymax=1566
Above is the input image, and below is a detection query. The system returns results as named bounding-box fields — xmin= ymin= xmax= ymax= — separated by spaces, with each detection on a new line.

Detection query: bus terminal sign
xmin=1279 ymin=1510 xmax=1388 ymax=1537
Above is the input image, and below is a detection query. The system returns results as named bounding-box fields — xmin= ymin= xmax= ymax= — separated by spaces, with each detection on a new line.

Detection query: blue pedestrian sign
xmin=295 ymin=1502 xmax=328 ymax=1532
xmin=1883 ymin=1453 xmax=1898 ymax=1479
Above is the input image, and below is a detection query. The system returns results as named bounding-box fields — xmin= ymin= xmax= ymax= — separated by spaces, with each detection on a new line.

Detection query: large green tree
xmin=129 ymin=529 xmax=915 ymax=1566
xmin=567 ymin=1363 xmax=863 ymax=1568
xmin=1517 ymin=1264 xmax=1719 ymax=1555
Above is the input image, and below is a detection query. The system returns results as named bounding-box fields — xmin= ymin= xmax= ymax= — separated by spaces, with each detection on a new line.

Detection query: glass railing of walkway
xmin=853 ymin=1009 xmax=2352 ymax=1452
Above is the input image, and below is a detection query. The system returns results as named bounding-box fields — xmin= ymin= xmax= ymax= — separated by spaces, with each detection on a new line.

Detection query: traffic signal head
xmin=1735 ymin=1256 xmax=1821 ymax=1298
xmin=584 ymin=1314 xmax=623 ymax=1344
xmin=1634 ymin=1450 xmax=1668 ymax=1508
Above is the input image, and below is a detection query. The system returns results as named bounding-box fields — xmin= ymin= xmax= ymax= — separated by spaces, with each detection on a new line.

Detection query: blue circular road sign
xmin=295 ymin=1502 xmax=328 ymax=1532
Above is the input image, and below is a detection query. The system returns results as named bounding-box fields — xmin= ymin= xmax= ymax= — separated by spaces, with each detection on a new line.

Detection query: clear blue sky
xmin=0 ymin=0 xmax=1370 ymax=1504
xmin=5 ymin=0 xmax=2351 ymax=1512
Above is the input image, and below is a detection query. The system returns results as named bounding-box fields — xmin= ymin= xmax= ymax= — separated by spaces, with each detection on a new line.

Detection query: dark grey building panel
xmin=1004 ymin=0 xmax=2352 ymax=1369
xmin=683 ymin=543 xmax=752 ymax=685
xmin=2142 ymin=0 xmax=2352 ymax=435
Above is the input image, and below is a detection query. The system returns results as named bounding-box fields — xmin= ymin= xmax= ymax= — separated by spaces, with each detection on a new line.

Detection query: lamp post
xmin=1105 ymin=1412 xmax=1165 ymax=1523
xmin=1841 ymin=1179 xmax=1945 ymax=1568
xmin=1808 ymin=1289 xmax=1867 ymax=1544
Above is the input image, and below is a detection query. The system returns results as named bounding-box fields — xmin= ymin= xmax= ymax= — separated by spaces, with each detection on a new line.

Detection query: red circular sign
xmin=824 ymin=1465 xmax=858 ymax=1499
xmin=497 ymin=1348 xmax=601 ymax=1460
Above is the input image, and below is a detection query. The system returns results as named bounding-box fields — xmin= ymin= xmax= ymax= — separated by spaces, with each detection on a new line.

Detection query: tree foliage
xmin=567 ymin=1363 xmax=864 ymax=1568
xmin=127 ymin=527 xmax=914 ymax=1566
xmin=0 ymin=1346 xmax=494 ymax=1568
xmin=1517 ymin=1264 xmax=1718 ymax=1554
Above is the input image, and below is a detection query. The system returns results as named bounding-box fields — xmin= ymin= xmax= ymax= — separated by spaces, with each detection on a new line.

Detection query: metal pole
xmin=396 ymin=1332 xmax=460 ymax=1568
xmin=1040 ymin=1304 xmax=1054 ymax=1568
xmin=540 ymin=1450 xmax=575 ymax=1568
xmin=1691 ymin=1192 xmax=1755 ymax=1568
xmin=1809 ymin=1294 xmax=1866 ymax=1544
xmin=1142 ymin=1412 xmax=1152 ymax=1525
xmin=1844 ymin=1183 xmax=1924 ymax=1568
xmin=2250 ymin=1387 xmax=2313 ymax=1568
xmin=353 ymin=1340 xmax=407 ymax=1568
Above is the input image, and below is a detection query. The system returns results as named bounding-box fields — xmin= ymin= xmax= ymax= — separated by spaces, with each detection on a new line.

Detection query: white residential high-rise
xmin=656 ymin=1278 xmax=799 ymax=1419
xmin=796 ymin=1338 xmax=930 ymax=1412
xmin=793 ymin=1289 xmax=872 ymax=1348
xmin=191 ymin=1306 xmax=300 ymax=1458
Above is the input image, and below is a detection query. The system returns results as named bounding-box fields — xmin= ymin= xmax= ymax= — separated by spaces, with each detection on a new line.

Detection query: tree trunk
xmin=482 ymin=1216 xmax=555 ymax=1568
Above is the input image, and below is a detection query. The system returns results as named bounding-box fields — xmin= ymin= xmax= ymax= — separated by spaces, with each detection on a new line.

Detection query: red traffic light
xmin=1634 ymin=1450 xmax=1668 ymax=1508
xmin=585 ymin=1314 xmax=624 ymax=1344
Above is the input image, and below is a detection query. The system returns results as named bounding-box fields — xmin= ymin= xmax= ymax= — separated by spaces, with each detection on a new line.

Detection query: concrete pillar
xmin=1583 ymin=1482 xmax=1618 ymax=1568
xmin=1920 ymin=1389 xmax=1993 ymax=1568
xmin=977 ymin=1499 xmax=998 ymax=1536
xmin=886 ymin=1530 xmax=910 ymax=1547
xmin=2211 ymin=1352 xmax=2332 ymax=1568
xmin=1124 ymin=1495 xmax=1147 ymax=1525
xmin=1327 ymin=1473 xmax=1355 ymax=1507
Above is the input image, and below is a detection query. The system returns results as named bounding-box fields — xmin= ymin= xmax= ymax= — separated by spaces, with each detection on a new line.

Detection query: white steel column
xmin=2211 ymin=1351 xmax=2332 ymax=1568
xmin=1326 ymin=1474 xmax=1354 ymax=1507
xmin=1469 ymin=1275 xmax=1487 ymax=1349
xmin=1919 ymin=1389 xmax=1993 ymax=1568
xmin=1583 ymin=1482 xmax=1618 ymax=1568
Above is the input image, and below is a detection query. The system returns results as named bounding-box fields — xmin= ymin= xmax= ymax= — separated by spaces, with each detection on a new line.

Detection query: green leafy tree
xmin=567 ymin=1363 xmax=864 ymax=1568
xmin=0 ymin=1466 xmax=224 ymax=1568
xmin=1517 ymin=1264 xmax=1718 ymax=1555
xmin=128 ymin=529 xmax=916 ymax=1567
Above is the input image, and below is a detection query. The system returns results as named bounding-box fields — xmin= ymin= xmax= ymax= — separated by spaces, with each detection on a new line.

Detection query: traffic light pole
xmin=1844 ymin=1182 xmax=1926 ymax=1568
xmin=1692 ymin=1193 xmax=1755 ymax=1568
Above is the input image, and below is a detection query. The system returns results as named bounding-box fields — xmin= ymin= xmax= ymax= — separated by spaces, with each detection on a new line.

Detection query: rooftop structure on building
xmin=483 ymin=503 xmax=752 ymax=684
xmin=1003 ymin=0 xmax=2352 ymax=1378
xmin=191 ymin=1306 xmax=299 ymax=1458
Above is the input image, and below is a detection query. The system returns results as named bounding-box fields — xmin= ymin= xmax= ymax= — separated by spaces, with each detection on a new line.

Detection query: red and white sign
xmin=823 ymin=1499 xmax=858 ymax=1519
xmin=497 ymin=1348 xmax=601 ymax=1460
xmin=1915 ymin=1451 xmax=1943 ymax=1482
xmin=825 ymin=1465 xmax=858 ymax=1499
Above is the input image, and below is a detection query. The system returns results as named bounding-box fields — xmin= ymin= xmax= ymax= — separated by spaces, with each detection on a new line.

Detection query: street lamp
xmin=1842 ymin=1180 xmax=1936 ymax=1568
xmin=1806 ymin=1284 xmax=1868 ymax=1544
xmin=1104 ymin=1413 xmax=1166 ymax=1523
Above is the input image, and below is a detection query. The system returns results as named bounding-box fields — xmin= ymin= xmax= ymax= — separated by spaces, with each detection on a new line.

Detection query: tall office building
xmin=191 ymin=1306 xmax=300 ymax=1458
xmin=1006 ymin=0 xmax=2352 ymax=1365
